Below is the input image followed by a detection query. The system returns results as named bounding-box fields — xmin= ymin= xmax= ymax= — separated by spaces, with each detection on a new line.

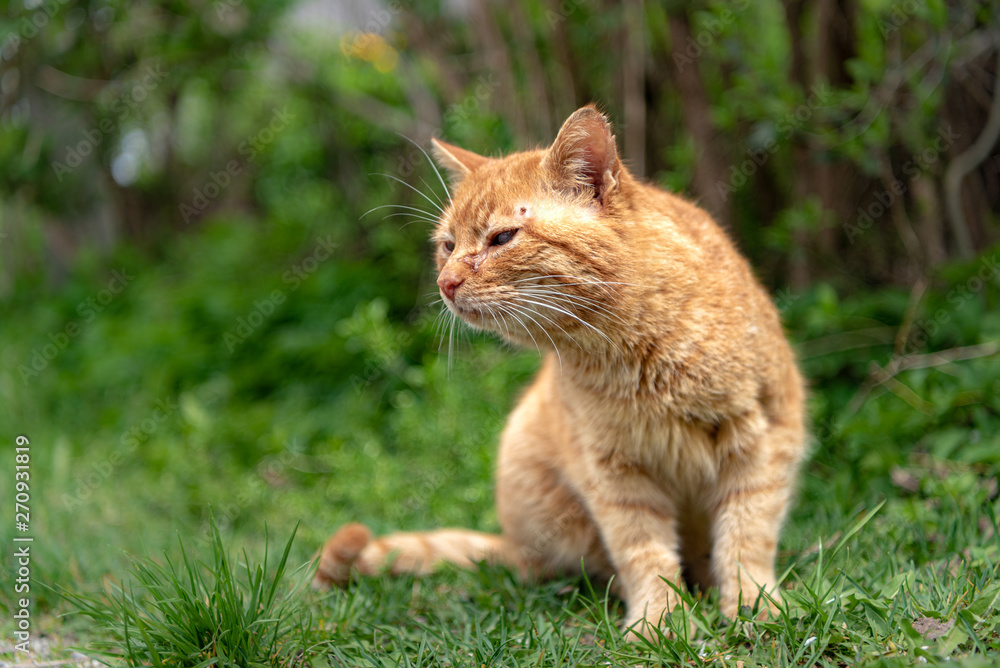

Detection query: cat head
xmin=429 ymin=105 xmax=633 ymax=351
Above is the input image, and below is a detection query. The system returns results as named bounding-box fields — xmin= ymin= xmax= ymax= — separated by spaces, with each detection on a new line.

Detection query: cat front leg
xmin=579 ymin=453 xmax=684 ymax=641
xmin=710 ymin=470 xmax=794 ymax=618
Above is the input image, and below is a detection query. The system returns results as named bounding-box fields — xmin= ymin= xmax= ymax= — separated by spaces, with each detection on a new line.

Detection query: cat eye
xmin=443 ymin=240 xmax=455 ymax=253
xmin=491 ymin=229 xmax=517 ymax=247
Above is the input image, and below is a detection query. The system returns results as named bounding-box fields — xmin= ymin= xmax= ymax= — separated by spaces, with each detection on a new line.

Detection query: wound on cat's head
xmin=430 ymin=105 xmax=631 ymax=352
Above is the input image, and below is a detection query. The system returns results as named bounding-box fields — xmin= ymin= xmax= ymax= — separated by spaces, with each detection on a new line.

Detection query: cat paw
xmin=312 ymin=522 xmax=372 ymax=589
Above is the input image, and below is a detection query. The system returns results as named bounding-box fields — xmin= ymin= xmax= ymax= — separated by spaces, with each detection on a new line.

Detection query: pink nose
xmin=437 ymin=274 xmax=465 ymax=301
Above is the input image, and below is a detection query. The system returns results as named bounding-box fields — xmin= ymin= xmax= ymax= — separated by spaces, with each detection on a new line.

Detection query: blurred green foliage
xmin=1 ymin=0 xmax=996 ymax=290
xmin=0 ymin=0 xmax=998 ymax=661
xmin=1 ymin=206 xmax=998 ymax=584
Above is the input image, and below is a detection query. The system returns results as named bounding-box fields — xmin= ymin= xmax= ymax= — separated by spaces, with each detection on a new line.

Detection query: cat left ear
xmin=431 ymin=137 xmax=493 ymax=185
xmin=543 ymin=105 xmax=620 ymax=206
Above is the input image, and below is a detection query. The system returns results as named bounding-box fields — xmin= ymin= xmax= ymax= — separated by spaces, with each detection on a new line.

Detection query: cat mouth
xmin=444 ymin=295 xmax=491 ymax=325
xmin=448 ymin=300 xmax=481 ymax=321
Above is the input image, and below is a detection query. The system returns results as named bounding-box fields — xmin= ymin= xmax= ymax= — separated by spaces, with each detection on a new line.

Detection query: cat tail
xmin=312 ymin=523 xmax=523 ymax=587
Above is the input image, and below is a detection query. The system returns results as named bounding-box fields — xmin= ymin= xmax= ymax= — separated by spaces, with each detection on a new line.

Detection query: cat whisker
xmin=378 ymin=210 xmax=440 ymax=224
xmin=506 ymin=303 xmax=566 ymax=372
xmin=508 ymin=274 xmax=610 ymax=292
xmin=514 ymin=288 xmax=630 ymax=327
xmin=431 ymin=303 xmax=451 ymax=344
xmin=373 ymin=173 xmax=445 ymax=214
xmin=486 ymin=304 xmax=504 ymax=339
xmin=376 ymin=213 xmax=443 ymax=231
xmin=397 ymin=133 xmax=452 ymax=204
xmin=429 ymin=306 xmax=448 ymax=339
xmin=447 ymin=308 xmax=458 ymax=373
xmin=508 ymin=275 xmax=617 ymax=304
xmin=362 ymin=203 xmax=439 ymax=221
xmin=502 ymin=296 xmax=583 ymax=352
xmin=509 ymin=274 xmax=651 ymax=301
xmin=509 ymin=274 xmax=643 ymax=288
xmin=431 ymin=306 xmax=450 ymax=350
xmin=510 ymin=274 xmax=597 ymax=283
xmin=490 ymin=303 xmax=516 ymax=344
xmin=519 ymin=298 xmax=627 ymax=332
xmin=509 ymin=296 xmax=621 ymax=353
xmin=418 ymin=175 xmax=448 ymax=211
xmin=398 ymin=218 xmax=438 ymax=230
xmin=495 ymin=303 xmax=542 ymax=359
xmin=516 ymin=289 xmax=622 ymax=320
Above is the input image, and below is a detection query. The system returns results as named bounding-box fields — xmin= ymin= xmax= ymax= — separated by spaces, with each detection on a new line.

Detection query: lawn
xmin=1 ymin=215 xmax=999 ymax=666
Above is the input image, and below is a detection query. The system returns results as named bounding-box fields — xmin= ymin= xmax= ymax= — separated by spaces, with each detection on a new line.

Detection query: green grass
xmin=1 ymin=218 xmax=999 ymax=666
xmin=58 ymin=519 xmax=312 ymax=668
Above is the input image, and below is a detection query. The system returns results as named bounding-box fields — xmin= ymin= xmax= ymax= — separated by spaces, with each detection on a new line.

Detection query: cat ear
xmin=431 ymin=137 xmax=492 ymax=184
xmin=543 ymin=105 xmax=620 ymax=205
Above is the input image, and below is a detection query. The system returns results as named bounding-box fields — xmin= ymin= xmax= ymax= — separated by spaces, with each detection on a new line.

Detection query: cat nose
xmin=438 ymin=273 xmax=465 ymax=301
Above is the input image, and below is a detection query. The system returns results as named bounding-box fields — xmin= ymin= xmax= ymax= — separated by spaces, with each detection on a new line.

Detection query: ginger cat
xmin=314 ymin=105 xmax=807 ymax=639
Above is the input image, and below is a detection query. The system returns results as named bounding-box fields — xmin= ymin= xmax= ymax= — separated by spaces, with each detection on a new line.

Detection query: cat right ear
xmin=431 ymin=137 xmax=492 ymax=185
xmin=543 ymin=105 xmax=620 ymax=206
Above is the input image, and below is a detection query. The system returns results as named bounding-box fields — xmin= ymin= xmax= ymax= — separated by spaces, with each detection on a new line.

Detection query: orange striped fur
xmin=314 ymin=106 xmax=807 ymax=640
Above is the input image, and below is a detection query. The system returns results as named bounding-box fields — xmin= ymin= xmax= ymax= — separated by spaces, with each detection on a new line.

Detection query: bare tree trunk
xmin=781 ymin=0 xmax=812 ymax=288
xmin=508 ymin=0 xmax=553 ymax=139
xmin=667 ymin=13 xmax=734 ymax=228
xmin=623 ymin=0 xmax=646 ymax=177
xmin=543 ymin=0 xmax=583 ymax=110
xmin=471 ymin=3 xmax=527 ymax=140
xmin=912 ymin=175 xmax=946 ymax=267
xmin=814 ymin=0 xmax=858 ymax=254
xmin=944 ymin=44 xmax=1000 ymax=257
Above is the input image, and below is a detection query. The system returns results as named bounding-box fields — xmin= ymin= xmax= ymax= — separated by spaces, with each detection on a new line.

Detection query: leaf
xmin=912 ymin=616 xmax=954 ymax=640
xmin=925 ymin=428 xmax=966 ymax=459
xmin=939 ymin=625 xmax=971 ymax=656
xmin=864 ymin=602 xmax=889 ymax=637
xmin=879 ymin=572 xmax=911 ymax=599
xmin=828 ymin=500 xmax=887 ymax=563
xmin=180 ymin=392 xmax=212 ymax=432
xmin=968 ymin=581 xmax=1000 ymax=619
